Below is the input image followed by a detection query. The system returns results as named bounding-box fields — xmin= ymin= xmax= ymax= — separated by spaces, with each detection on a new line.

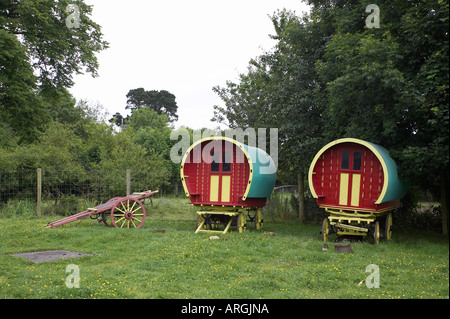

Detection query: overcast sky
xmin=69 ymin=0 xmax=310 ymax=129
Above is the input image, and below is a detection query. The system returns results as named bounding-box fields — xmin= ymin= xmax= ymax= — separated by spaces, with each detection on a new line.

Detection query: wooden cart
xmin=46 ymin=190 xmax=158 ymax=229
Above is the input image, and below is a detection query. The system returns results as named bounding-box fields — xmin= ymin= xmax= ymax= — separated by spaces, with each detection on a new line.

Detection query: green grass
xmin=0 ymin=197 xmax=448 ymax=299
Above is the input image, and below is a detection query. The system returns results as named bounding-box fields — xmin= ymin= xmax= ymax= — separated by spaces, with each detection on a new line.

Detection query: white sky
xmin=69 ymin=0 xmax=310 ymax=129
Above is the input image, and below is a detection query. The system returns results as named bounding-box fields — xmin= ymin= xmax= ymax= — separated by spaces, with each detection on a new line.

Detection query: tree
xmin=212 ymin=9 xmax=329 ymax=222
xmin=312 ymin=0 xmax=448 ymax=235
xmin=0 ymin=0 xmax=108 ymax=142
xmin=212 ymin=58 xmax=275 ymax=129
xmin=126 ymin=88 xmax=179 ymax=122
xmin=316 ymin=31 xmax=410 ymax=146
xmin=0 ymin=0 xmax=108 ymax=89
xmin=397 ymin=0 xmax=449 ymax=235
xmin=94 ymin=128 xmax=169 ymax=193
xmin=126 ymin=107 xmax=179 ymax=193
xmin=109 ymin=112 xmax=125 ymax=128
xmin=0 ymin=29 xmax=47 ymax=143
xmin=213 ymin=1 xmax=449 ymax=233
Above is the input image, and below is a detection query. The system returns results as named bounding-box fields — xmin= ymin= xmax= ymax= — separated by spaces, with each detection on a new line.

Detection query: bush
xmin=0 ymin=199 xmax=35 ymax=217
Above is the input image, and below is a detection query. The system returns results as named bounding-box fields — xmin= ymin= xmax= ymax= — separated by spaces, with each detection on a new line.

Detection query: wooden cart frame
xmin=195 ymin=207 xmax=263 ymax=234
xmin=321 ymin=208 xmax=393 ymax=244
xmin=46 ymin=190 xmax=158 ymax=229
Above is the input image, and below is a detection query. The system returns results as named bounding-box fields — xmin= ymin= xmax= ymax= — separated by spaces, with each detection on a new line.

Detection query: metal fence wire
xmin=1 ymin=169 xmax=313 ymax=220
xmin=0 ymin=169 xmax=181 ymax=216
xmin=0 ymin=170 xmax=37 ymax=203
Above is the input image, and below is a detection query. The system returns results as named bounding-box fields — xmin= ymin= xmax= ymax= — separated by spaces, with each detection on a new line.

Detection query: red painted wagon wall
xmin=182 ymin=140 xmax=266 ymax=208
xmin=311 ymin=142 xmax=386 ymax=212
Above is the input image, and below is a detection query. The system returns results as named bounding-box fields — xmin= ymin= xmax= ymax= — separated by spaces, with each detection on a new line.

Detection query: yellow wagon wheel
xmin=321 ymin=218 xmax=330 ymax=242
xmin=110 ymin=198 xmax=146 ymax=229
xmin=102 ymin=197 xmax=123 ymax=226
xmin=385 ymin=213 xmax=393 ymax=240
xmin=255 ymin=208 xmax=263 ymax=231
xmin=373 ymin=221 xmax=380 ymax=244
xmin=237 ymin=212 xmax=247 ymax=233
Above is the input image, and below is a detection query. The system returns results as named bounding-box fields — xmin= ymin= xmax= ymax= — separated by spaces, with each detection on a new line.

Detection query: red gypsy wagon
xmin=308 ymin=138 xmax=407 ymax=243
xmin=180 ymin=136 xmax=277 ymax=234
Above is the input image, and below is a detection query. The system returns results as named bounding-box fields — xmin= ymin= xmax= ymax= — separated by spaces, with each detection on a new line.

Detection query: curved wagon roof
xmin=181 ymin=136 xmax=277 ymax=201
xmin=308 ymin=138 xmax=407 ymax=205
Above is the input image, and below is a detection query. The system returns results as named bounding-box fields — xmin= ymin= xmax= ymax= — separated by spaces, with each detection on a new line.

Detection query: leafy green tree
xmin=0 ymin=29 xmax=47 ymax=143
xmin=0 ymin=0 xmax=108 ymax=89
xmin=316 ymin=31 xmax=409 ymax=146
xmin=213 ymin=1 xmax=448 ymax=232
xmin=0 ymin=121 xmax=85 ymax=171
xmin=126 ymin=88 xmax=179 ymax=122
xmin=94 ymin=128 xmax=169 ymax=194
xmin=213 ymin=10 xmax=329 ymax=222
xmin=1 ymin=0 xmax=108 ymax=142
xmin=312 ymin=0 xmax=448 ymax=234
xmin=126 ymin=107 xmax=179 ymax=192
xmin=212 ymin=59 xmax=275 ymax=129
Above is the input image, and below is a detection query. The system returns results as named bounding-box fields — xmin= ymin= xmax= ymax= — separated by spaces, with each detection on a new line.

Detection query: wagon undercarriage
xmin=195 ymin=208 xmax=263 ymax=234
xmin=321 ymin=208 xmax=393 ymax=244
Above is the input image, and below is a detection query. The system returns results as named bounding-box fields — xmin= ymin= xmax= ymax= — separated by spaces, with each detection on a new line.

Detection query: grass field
xmin=0 ymin=197 xmax=448 ymax=299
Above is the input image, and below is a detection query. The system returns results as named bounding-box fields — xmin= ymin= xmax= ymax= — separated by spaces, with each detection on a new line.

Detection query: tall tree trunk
xmin=440 ymin=174 xmax=448 ymax=237
xmin=298 ymin=170 xmax=305 ymax=223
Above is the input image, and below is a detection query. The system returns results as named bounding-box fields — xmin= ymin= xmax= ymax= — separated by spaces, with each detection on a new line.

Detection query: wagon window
xmin=223 ymin=152 xmax=231 ymax=172
xmin=353 ymin=151 xmax=362 ymax=171
xmin=341 ymin=150 xmax=349 ymax=170
xmin=211 ymin=152 xmax=220 ymax=171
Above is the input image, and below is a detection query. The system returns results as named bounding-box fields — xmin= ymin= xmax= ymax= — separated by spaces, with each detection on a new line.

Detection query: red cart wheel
xmin=110 ymin=198 xmax=146 ymax=229
xmin=102 ymin=197 xmax=124 ymax=226
xmin=102 ymin=212 xmax=111 ymax=226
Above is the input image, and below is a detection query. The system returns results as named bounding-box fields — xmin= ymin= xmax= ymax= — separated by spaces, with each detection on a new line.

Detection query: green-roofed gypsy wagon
xmin=308 ymin=138 xmax=408 ymax=243
xmin=181 ymin=136 xmax=277 ymax=234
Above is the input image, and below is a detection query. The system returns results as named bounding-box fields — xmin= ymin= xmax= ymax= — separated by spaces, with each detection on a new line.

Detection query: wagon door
xmin=338 ymin=148 xmax=363 ymax=207
xmin=209 ymin=149 xmax=232 ymax=203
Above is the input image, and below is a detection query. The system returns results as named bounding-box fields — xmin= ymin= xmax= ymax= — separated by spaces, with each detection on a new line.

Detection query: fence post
xmin=36 ymin=168 xmax=42 ymax=217
xmin=126 ymin=169 xmax=131 ymax=195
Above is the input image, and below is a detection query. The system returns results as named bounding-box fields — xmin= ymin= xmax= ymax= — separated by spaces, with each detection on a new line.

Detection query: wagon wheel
xmin=321 ymin=218 xmax=330 ymax=242
xmin=110 ymin=198 xmax=146 ymax=229
xmin=255 ymin=208 xmax=263 ymax=231
xmin=385 ymin=213 xmax=393 ymax=240
xmin=101 ymin=197 xmax=123 ymax=227
xmin=237 ymin=212 xmax=247 ymax=233
xmin=102 ymin=212 xmax=111 ymax=226
xmin=373 ymin=221 xmax=380 ymax=244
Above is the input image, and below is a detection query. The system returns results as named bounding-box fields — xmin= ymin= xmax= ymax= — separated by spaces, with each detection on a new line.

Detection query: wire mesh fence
xmin=1 ymin=169 xmax=321 ymax=221
xmin=0 ymin=169 xmax=181 ymax=216
xmin=0 ymin=169 xmax=37 ymax=203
